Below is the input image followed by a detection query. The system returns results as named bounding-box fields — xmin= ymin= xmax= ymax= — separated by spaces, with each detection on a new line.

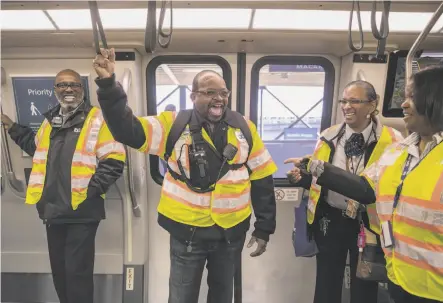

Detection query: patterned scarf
xmin=344 ymin=133 xmax=365 ymax=158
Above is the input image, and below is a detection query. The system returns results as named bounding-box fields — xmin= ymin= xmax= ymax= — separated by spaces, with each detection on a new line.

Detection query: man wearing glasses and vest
xmin=1 ymin=69 xmax=126 ymax=303
xmin=93 ymin=48 xmax=277 ymax=303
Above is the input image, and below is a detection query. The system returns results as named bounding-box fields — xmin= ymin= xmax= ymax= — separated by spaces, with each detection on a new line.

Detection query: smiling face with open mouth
xmin=54 ymin=72 xmax=85 ymax=111
xmin=340 ymin=84 xmax=377 ymax=132
xmin=191 ymin=72 xmax=230 ymax=123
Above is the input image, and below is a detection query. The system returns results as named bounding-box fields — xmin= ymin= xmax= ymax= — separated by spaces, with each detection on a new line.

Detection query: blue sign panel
xmin=269 ymin=64 xmax=325 ymax=73
xmin=283 ymin=127 xmax=319 ymax=140
xmin=12 ymin=76 xmax=90 ymax=133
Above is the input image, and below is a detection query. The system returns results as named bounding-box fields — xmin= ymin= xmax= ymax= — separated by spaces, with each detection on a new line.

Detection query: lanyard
xmin=392 ymin=154 xmax=412 ymax=210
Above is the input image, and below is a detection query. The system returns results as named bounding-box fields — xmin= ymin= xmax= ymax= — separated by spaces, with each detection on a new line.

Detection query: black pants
xmin=313 ymin=205 xmax=379 ymax=303
xmin=46 ymin=222 xmax=99 ymax=303
xmin=168 ymin=234 xmax=245 ymax=303
xmin=388 ymin=281 xmax=442 ymax=303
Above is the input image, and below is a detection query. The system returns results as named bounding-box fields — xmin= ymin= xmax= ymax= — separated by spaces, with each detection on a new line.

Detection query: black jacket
xmin=8 ymin=102 xmax=125 ymax=224
xmin=95 ymin=74 xmax=276 ymax=242
xmin=291 ymin=124 xmax=377 ymax=230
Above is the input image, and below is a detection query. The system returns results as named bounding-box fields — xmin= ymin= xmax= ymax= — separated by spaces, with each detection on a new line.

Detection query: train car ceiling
xmin=1 ymin=1 xmax=443 ymax=55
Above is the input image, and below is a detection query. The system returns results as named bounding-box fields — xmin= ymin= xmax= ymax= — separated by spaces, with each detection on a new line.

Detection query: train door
xmin=143 ymin=54 xmax=238 ymax=303
xmin=142 ymin=52 xmax=340 ymax=303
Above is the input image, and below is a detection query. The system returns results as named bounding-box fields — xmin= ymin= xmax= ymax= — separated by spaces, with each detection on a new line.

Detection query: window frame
xmin=146 ymin=55 xmax=233 ymax=185
xmin=249 ymin=55 xmax=335 ymax=187
xmin=382 ymin=49 xmax=423 ymax=118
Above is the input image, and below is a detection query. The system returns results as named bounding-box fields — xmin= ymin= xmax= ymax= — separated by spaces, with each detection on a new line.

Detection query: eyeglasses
xmin=338 ymin=99 xmax=372 ymax=106
xmin=195 ymin=89 xmax=231 ymax=99
xmin=55 ymin=82 xmax=83 ymax=90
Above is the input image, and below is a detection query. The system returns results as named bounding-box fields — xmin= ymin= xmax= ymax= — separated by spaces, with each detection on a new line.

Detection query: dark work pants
xmin=313 ymin=205 xmax=379 ymax=303
xmin=388 ymin=281 xmax=442 ymax=303
xmin=46 ymin=222 xmax=99 ymax=303
xmin=168 ymin=234 xmax=246 ymax=303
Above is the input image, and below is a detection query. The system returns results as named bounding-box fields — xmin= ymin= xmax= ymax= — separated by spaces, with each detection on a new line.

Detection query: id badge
xmin=345 ymin=199 xmax=359 ymax=219
xmin=381 ymin=221 xmax=394 ymax=248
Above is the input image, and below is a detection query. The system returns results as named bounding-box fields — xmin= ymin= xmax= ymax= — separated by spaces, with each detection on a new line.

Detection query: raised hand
xmin=93 ymin=48 xmax=116 ymax=79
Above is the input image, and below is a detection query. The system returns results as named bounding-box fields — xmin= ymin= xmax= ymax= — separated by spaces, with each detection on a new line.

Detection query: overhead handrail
xmin=88 ymin=1 xmax=108 ymax=54
xmin=145 ymin=1 xmax=157 ymax=53
xmin=406 ymin=2 xmax=443 ymax=83
xmin=371 ymin=1 xmax=391 ymax=58
xmin=120 ymin=68 xmax=141 ymax=218
xmin=157 ymin=0 xmax=173 ymax=48
xmin=348 ymin=0 xmax=364 ymax=52
xmin=1 ymin=106 xmax=26 ymax=196
xmin=371 ymin=1 xmax=390 ymax=40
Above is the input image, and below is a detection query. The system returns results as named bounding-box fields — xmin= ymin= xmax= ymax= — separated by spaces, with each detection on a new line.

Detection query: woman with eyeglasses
xmin=289 ymin=67 xmax=443 ymax=303
xmin=285 ymin=80 xmax=403 ymax=303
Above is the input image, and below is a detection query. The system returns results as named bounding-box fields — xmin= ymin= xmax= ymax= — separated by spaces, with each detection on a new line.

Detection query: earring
xmin=366 ymin=114 xmax=371 ymax=119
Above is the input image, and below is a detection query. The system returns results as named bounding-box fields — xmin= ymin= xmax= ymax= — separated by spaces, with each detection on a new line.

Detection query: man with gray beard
xmin=1 ymin=69 xmax=126 ymax=303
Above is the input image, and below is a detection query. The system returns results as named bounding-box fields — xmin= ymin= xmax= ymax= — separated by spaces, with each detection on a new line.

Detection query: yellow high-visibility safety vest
xmin=26 ymin=107 xmax=126 ymax=210
xmin=374 ymin=143 xmax=443 ymax=301
xmin=136 ymin=111 xmax=278 ymax=229
xmin=306 ymin=122 xmax=401 ymax=234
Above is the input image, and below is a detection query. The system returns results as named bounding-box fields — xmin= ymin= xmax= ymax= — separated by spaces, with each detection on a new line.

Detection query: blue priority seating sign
xmin=11 ymin=76 xmax=90 ymax=133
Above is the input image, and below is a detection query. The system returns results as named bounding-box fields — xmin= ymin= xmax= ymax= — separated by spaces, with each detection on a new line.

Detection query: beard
xmin=55 ymin=90 xmax=85 ymax=112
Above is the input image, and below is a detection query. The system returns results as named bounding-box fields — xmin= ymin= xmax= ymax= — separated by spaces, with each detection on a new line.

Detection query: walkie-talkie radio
xmin=222 ymin=143 xmax=238 ymax=161
xmin=51 ymin=116 xmax=63 ymax=128
xmin=189 ymin=138 xmax=208 ymax=179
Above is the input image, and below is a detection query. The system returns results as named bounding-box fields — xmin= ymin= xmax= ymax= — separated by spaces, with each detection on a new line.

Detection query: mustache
xmin=56 ymin=91 xmax=83 ymax=100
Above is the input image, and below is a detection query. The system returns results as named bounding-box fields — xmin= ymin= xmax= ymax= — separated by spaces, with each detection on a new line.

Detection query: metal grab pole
xmin=120 ymin=68 xmax=141 ymax=218
xmin=1 ymin=105 xmax=26 ymax=195
xmin=406 ymin=2 xmax=443 ymax=83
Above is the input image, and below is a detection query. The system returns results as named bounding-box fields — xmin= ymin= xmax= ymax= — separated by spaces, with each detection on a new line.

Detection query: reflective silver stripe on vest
xmin=33 ymin=150 xmax=48 ymax=161
xmin=247 ymin=149 xmax=272 ymax=170
xmin=28 ymin=174 xmax=45 ymax=186
xmin=162 ymin=175 xmax=211 ymax=207
xmin=397 ymin=202 xmax=443 ymax=226
xmin=144 ymin=116 xmax=164 ymax=155
xmin=85 ymin=113 xmax=103 ymax=153
xmin=235 ymin=130 xmax=250 ymax=163
xmin=212 ymin=190 xmax=250 ymax=210
xmin=395 ymin=238 xmax=443 ymax=269
xmin=72 ymin=152 xmax=97 ymax=167
xmin=96 ymin=142 xmax=125 ymax=159
xmin=218 ymin=167 xmax=249 ymax=183
xmin=72 ymin=177 xmax=92 ymax=189
xmin=378 ymin=200 xmax=443 ymax=227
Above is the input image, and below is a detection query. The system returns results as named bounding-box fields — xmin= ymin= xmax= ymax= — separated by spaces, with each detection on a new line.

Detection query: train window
xmin=146 ymin=56 xmax=232 ymax=185
xmin=250 ymin=56 xmax=335 ymax=184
